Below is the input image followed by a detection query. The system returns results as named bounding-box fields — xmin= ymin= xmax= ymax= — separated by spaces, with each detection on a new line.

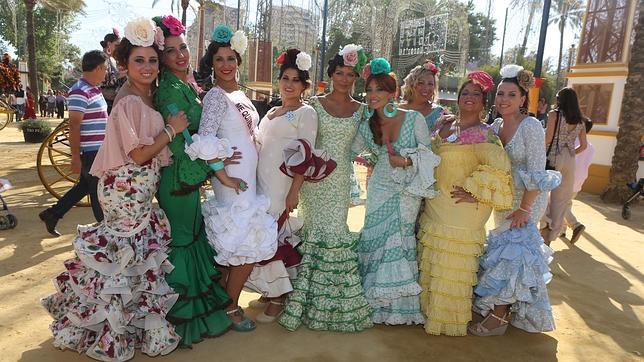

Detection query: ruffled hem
xmin=473 ymin=221 xmax=555 ymax=333
xmin=372 ymin=309 xmax=425 ymax=326
xmin=515 ymin=169 xmax=562 ymax=192
xmin=463 ymin=164 xmax=513 ymax=210
xmin=279 ymin=228 xmax=373 ymax=332
xmin=202 ymin=194 xmax=278 ymax=266
xmin=244 ymin=260 xmax=293 ymax=298
xmin=41 ymin=209 xmax=181 ymax=361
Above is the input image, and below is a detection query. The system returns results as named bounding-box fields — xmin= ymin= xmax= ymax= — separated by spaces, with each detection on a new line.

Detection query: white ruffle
xmin=202 ymin=194 xmax=278 ymax=266
xmin=391 ymin=143 xmax=441 ymax=198
xmin=244 ymin=260 xmax=294 ymax=298
xmin=185 ymin=134 xmax=234 ymax=161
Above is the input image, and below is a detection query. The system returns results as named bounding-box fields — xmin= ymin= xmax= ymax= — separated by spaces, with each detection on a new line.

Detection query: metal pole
xmin=237 ymin=0 xmax=241 ymax=30
xmin=499 ymin=7 xmax=508 ymax=69
xmin=318 ymin=0 xmax=328 ymax=82
xmin=534 ymin=0 xmax=551 ymax=77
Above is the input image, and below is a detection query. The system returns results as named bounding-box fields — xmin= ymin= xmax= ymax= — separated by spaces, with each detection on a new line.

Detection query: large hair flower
xmin=296 ymin=52 xmax=312 ymax=71
xmin=467 ymin=71 xmax=494 ymax=93
xmin=112 ymin=27 xmax=120 ymax=37
xmin=369 ymin=58 xmax=391 ymax=76
xmin=230 ymin=30 xmax=248 ymax=55
xmin=517 ymin=69 xmax=536 ymax=91
xmin=212 ymin=24 xmax=234 ymax=43
xmin=499 ymin=64 xmax=523 ymax=79
xmin=423 ymin=60 xmax=440 ymax=75
xmin=124 ymin=17 xmax=157 ymax=47
xmin=339 ymin=44 xmax=368 ymax=73
xmin=276 ymin=52 xmax=286 ymax=65
xmin=161 ymin=15 xmax=185 ymax=36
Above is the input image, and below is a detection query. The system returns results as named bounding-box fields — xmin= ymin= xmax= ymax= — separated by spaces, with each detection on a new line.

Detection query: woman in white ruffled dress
xmin=249 ymin=48 xmax=318 ymax=322
xmin=197 ymin=25 xmax=277 ymax=332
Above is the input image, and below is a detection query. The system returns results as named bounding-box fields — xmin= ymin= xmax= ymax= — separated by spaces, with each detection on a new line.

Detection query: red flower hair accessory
xmin=467 ymin=71 xmax=494 ymax=93
xmin=276 ymin=52 xmax=286 ymax=65
xmin=423 ymin=60 xmax=439 ymax=75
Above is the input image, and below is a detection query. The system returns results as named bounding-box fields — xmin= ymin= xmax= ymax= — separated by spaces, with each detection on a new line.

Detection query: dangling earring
xmin=384 ymin=99 xmax=398 ymax=118
xmin=235 ymin=69 xmax=240 ymax=83
xmin=363 ymin=106 xmax=374 ymax=119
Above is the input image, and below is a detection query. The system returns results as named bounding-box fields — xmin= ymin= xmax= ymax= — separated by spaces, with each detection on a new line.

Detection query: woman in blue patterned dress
xmin=470 ymin=65 xmax=561 ymax=336
xmin=353 ymin=58 xmax=440 ymax=325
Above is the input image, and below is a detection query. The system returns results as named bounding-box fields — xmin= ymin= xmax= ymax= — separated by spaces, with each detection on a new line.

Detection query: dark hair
xmin=556 ymin=87 xmax=584 ymax=125
xmin=278 ymin=49 xmax=311 ymax=89
xmin=584 ymin=117 xmax=593 ymax=132
xmin=196 ymin=41 xmax=242 ymax=89
xmin=100 ymin=32 xmax=120 ymax=49
xmin=500 ymin=77 xmax=529 ymax=111
xmin=326 ymin=53 xmax=358 ymax=78
xmin=113 ymin=38 xmax=163 ymax=69
xmin=457 ymin=80 xmax=487 ymax=108
xmin=365 ymin=73 xmax=397 ymax=145
xmin=81 ymin=50 xmax=108 ymax=72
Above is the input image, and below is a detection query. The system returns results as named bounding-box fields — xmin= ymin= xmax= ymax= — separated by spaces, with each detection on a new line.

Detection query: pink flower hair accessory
xmin=154 ymin=27 xmax=165 ymax=50
xmin=467 ymin=71 xmax=494 ymax=93
xmin=423 ymin=60 xmax=439 ymax=75
xmin=161 ymin=15 xmax=185 ymax=36
xmin=112 ymin=27 xmax=120 ymax=37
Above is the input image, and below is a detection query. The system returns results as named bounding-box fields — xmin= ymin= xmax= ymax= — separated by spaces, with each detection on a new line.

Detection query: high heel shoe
xmin=226 ymin=307 xmax=256 ymax=332
xmin=248 ymin=297 xmax=270 ymax=309
xmin=468 ymin=312 xmax=509 ymax=336
xmin=256 ymin=300 xmax=284 ymax=323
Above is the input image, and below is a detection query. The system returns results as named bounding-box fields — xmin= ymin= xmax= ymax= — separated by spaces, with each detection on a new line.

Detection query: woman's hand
xmin=167 ymin=111 xmax=189 ymax=134
xmin=506 ymin=208 xmax=530 ymax=229
xmin=388 ymin=154 xmax=409 ymax=168
xmin=435 ymin=114 xmax=456 ymax=130
xmin=285 ymin=190 xmax=299 ymax=213
xmin=451 ymin=186 xmax=477 ymax=203
xmin=224 ymin=147 xmax=242 ymax=166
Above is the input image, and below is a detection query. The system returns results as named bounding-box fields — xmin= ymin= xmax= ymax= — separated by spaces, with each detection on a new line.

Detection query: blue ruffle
xmin=515 ymin=169 xmax=562 ymax=191
xmin=473 ymin=221 xmax=555 ymax=333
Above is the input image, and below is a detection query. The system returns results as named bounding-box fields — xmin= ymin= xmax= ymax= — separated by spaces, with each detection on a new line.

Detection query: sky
xmin=65 ymin=0 xmax=581 ymax=69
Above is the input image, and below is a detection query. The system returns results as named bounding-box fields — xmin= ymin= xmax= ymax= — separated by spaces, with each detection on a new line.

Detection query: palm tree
xmin=511 ymin=0 xmax=542 ymax=63
xmin=152 ymin=0 xmax=194 ymax=25
xmin=24 ymin=0 xmax=84 ymax=112
xmin=549 ymin=0 xmax=584 ymax=89
xmin=601 ymin=5 xmax=644 ymax=203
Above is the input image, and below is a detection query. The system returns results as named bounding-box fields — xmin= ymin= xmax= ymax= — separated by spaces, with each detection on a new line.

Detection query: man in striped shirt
xmin=39 ymin=50 xmax=108 ymax=236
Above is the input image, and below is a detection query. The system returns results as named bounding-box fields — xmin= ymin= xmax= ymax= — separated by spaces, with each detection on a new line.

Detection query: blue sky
xmin=64 ymin=0 xmax=579 ymax=68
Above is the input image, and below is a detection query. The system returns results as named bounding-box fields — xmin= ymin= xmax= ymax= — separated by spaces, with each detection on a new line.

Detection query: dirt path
xmin=0 ymin=122 xmax=642 ymax=361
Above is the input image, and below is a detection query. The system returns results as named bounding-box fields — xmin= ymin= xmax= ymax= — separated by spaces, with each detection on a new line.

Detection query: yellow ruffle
xmin=463 ymin=164 xmax=513 ymax=210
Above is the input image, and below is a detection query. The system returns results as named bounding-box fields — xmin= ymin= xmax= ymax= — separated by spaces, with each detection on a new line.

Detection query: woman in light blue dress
xmin=353 ymin=58 xmax=440 ymax=325
xmin=470 ymin=65 xmax=561 ymax=336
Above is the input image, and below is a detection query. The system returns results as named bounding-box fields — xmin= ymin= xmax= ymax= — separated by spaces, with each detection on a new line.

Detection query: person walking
xmin=55 ymin=91 xmax=66 ymax=118
xmin=14 ymin=84 xmax=24 ymax=121
xmin=46 ymin=90 xmax=56 ymax=117
xmin=38 ymin=51 xmax=108 ymax=236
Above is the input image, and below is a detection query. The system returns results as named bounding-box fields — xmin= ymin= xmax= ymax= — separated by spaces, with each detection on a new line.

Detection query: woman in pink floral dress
xmin=41 ymin=18 xmax=189 ymax=361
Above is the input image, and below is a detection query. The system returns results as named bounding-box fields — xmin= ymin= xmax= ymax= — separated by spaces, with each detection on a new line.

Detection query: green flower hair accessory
xmin=370 ymin=58 xmax=391 ymax=76
xmin=212 ymin=24 xmax=233 ymax=43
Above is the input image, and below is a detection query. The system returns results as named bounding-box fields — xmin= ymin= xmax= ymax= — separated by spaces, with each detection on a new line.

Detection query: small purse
xmin=545 ymin=112 xmax=561 ymax=170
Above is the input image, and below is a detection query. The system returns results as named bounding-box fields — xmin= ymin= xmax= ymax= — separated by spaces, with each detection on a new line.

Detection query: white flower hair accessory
xmin=500 ymin=64 xmax=524 ymax=79
xmin=339 ymin=44 xmax=362 ymax=67
xmin=154 ymin=27 xmax=165 ymax=50
xmin=296 ymin=51 xmax=312 ymax=71
xmin=124 ymin=17 xmax=157 ymax=47
xmin=230 ymin=30 xmax=248 ymax=55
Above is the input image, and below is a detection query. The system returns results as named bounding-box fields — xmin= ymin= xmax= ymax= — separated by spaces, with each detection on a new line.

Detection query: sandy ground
xmin=0 ymin=120 xmax=642 ymax=362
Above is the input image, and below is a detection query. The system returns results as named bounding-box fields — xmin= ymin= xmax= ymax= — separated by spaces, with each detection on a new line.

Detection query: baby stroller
xmin=0 ymin=179 xmax=17 ymax=230
xmin=622 ymin=178 xmax=643 ymax=220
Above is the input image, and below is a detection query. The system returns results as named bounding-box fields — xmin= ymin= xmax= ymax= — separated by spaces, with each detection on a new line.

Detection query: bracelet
xmin=165 ymin=124 xmax=177 ymax=138
xmin=518 ymin=206 xmax=532 ymax=214
xmin=162 ymin=127 xmax=173 ymax=142
xmin=209 ymin=160 xmax=225 ymax=171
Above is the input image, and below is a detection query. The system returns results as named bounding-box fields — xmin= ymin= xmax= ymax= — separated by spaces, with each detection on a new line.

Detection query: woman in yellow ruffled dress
xmin=417 ymin=71 xmax=513 ymax=336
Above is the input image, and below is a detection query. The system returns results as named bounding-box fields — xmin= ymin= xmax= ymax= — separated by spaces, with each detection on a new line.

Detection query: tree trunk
xmin=518 ymin=0 xmax=538 ymax=63
xmin=555 ymin=17 xmax=565 ymax=90
xmin=25 ymin=0 xmax=39 ymax=113
xmin=601 ymin=6 xmax=643 ymax=203
xmin=181 ymin=0 xmax=188 ymax=25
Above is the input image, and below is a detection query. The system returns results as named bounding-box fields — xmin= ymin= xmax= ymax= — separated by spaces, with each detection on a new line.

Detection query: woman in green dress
xmin=279 ymin=44 xmax=373 ymax=332
xmin=353 ymin=58 xmax=440 ymax=325
xmin=153 ymin=15 xmax=232 ymax=347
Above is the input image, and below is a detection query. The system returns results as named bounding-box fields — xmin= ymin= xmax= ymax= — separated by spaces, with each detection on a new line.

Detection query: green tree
xmin=548 ymin=0 xmax=584 ymax=90
xmin=465 ymin=0 xmax=497 ymax=65
xmin=23 ymin=0 xmax=84 ymax=111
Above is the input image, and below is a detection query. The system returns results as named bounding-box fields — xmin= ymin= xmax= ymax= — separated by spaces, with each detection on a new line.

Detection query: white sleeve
xmin=296 ymin=106 xmax=318 ymax=146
